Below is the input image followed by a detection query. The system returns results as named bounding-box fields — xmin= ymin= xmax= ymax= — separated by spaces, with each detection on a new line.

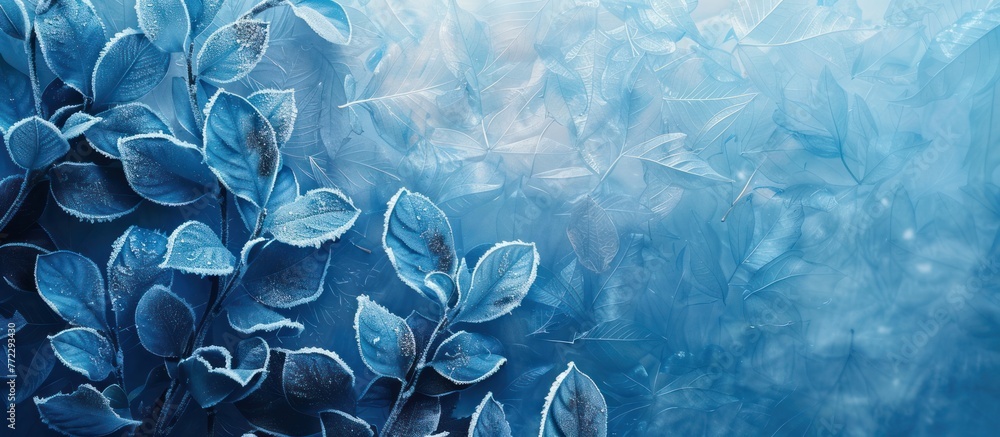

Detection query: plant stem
xmin=240 ymin=0 xmax=285 ymax=21
xmin=25 ymin=31 xmax=42 ymax=117
xmin=382 ymin=315 xmax=449 ymax=434
xmin=186 ymin=42 xmax=204 ymax=132
xmin=206 ymin=407 xmax=217 ymax=437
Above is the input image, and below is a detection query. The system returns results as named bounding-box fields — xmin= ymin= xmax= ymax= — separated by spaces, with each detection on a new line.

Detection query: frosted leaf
xmin=264 ymin=187 xmax=360 ymax=248
xmin=429 ymin=331 xmax=506 ymax=384
xmin=197 ymin=19 xmax=269 ymax=83
xmin=135 ymin=285 xmax=195 ymax=357
xmin=354 ymin=295 xmax=417 ymax=380
xmin=160 ymin=221 xmax=235 ymax=276
xmin=454 ymin=241 xmax=539 ymax=324
xmin=48 ymin=327 xmax=115 ymax=381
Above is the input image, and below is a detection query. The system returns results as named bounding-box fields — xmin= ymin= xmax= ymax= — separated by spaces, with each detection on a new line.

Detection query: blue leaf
xmin=48 ymin=327 xmax=115 ymax=381
xmin=0 ymin=54 xmax=33 ymax=130
xmin=539 ymin=362 xmax=608 ymax=437
xmin=264 ymin=187 xmax=359 ymax=248
xmin=4 ymin=116 xmax=70 ymax=170
xmin=107 ymin=226 xmax=171 ymax=327
xmin=119 ymin=133 xmax=217 ymax=206
xmin=178 ymin=338 xmax=270 ymax=408
xmin=92 ymin=29 xmax=171 ymax=105
xmin=49 ymin=162 xmax=142 ymax=222
xmin=197 ymin=20 xmax=270 ymax=83
xmin=34 ymin=0 xmax=106 ymax=96
xmin=135 ymin=284 xmax=194 ymax=357
xmin=320 ymin=410 xmax=374 ymax=437
xmin=0 ymin=0 xmax=28 ymax=39
xmin=203 ymin=89 xmax=280 ymax=208
xmin=161 ymin=221 xmax=236 ymax=276
xmin=288 ymin=0 xmax=351 ymax=45
xmin=86 ymin=103 xmax=173 ymax=158
xmin=242 ymin=240 xmax=330 ymax=308
xmin=908 ymin=8 xmax=1000 ymax=103
xmin=236 ymin=165 xmax=298 ymax=230
xmin=383 ymin=188 xmax=459 ymax=297
xmin=60 ymin=112 xmax=102 ymax=139
xmin=624 ymin=133 xmax=731 ymax=187
xmin=35 ymin=250 xmax=108 ymax=330
xmin=470 ymin=392 xmax=512 ymax=437
xmin=226 ymin=294 xmax=304 ymax=335
xmin=430 ymin=331 xmax=506 ymax=384
xmin=186 ymin=0 xmax=223 ymax=37
xmin=731 ymin=194 xmax=804 ymax=277
xmin=455 ymin=241 xmax=539 ymax=324
xmin=383 ymin=393 xmax=440 ymax=437
xmin=422 ymin=271 xmax=456 ymax=308
xmin=234 ymin=348 xmax=322 ymax=436
xmin=281 ymin=347 xmax=355 ymax=415
xmin=354 ymin=295 xmax=417 ymax=380
xmin=136 ymin=0 xmax=190 ymax=52
xmin=248 ymin=88 xmax=297 ymax=146
xmin=567 ymin=197 xmax=619 ymax=273
xmin=34 ymin=384 xmax=139 ymax=436
xmin=0 ymin=242 xmax=49 ymax=291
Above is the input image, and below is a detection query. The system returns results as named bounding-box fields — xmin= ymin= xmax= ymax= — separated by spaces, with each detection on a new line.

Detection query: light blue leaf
xmin=236 ymin=165 xmax=298 ymax=231
xmin=119 ymin=133 xmax=217 ymax=206
xmin=4 ymin=116 xmax=70 ymax=170
xmin=281 ymin=347 xmax=355 ymax=415
xmin=320 ymin=410 xmax=374 ymax=437
xmin=241 ymin=240 xmax=330 ymax=308
xmin=48 ymin=327 xmax=115 ymax=381
xmin=470 ymin=392 xmax=512 ymax=437
xmin=576 ymin=320 xmax=665 ymax=365
xmin=455 ymin=241 xmax=539 ymax=324
xmin=35 ymin=250 xmax=108 ymax=330
xmin=732 ymin=194 xmax=804 ymax=276
xmin=226 ymin=294 xmax=304 ymax=335
xmin=624 ymin=133 xmax=731 ymax=187
xmin=136 ymin=0 xmax=190 ymax=52
xmin=92 ymin=29 xmax=171 ymax=105
xmin=186 ymin=0 xmax=223 ymax=37
xmin=907 ymin=8 xmax=1000 ymax=103
xmin=86 ymin=103 xmax=173 ymax=158
xmin=179 ymin=338 xmax=270 ymax=408
xmin=567 ymin=197 xmax=619 ymax=273
xmin=264 ymin=187 xmax=360 ymax=248
xmin=383 ymin=188 xmax=459 ymax=296
xmin=354 ymin=295 xmax=417 ymax=380
xmin=60 ymin=112 xmax=101 ymax=139
xmin=0 ymin=0 xmax=28 ymax=39
xmin=34 ymin=384 xmax=140 ymax=436
xmin=775 ymin=68 xmax=848 ymax=158
xmin=107 ymin=226 xmax=171 ymax=330
xmin=430 ymin=331 xmax=506 ymax=384
xmin=161 ymin=221 xmax=236 ymax=276
xmin=49 ymin=162 xmax=142 ymax=222
xmin=539 ymin=362 xmax=608 ymax=437
xmin=732 ymin=2 xmax=871 ymax=46
xmin=0 ymin=54 xmax=33 ymax=130
xmin=203 ymin=89 xmax=280 ymax=208
xmin=135 ymin=284 xmax=194 ymax=357
xmin=421 ymin=271 xmax=456 ymax=307
xmin=34 ymin=0 xmax=107 ymax=96
xmin=288 ymin=0 xmax=351 ymax=45
xmin=248 ymin=88 xmax=297 ymax=146
xmin=197 ymin=20 xmax=270 ymax=83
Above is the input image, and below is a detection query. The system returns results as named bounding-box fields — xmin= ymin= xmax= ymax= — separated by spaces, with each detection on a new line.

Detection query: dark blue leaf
xmin=0 ymin=174 xmax=23 ymax=221
xmin=470 ymin=392 xmax=511 ymax=437
xmin=136 ymin=0 xmax=190 ymax=52
xmin=236 ymin=165 xmax=298 ymax=230
xmin=107 ymin=226 xmax=172 ymax=331
xmin=119 ymin=133 xmax=218 ymax=206
xmin=281 ymin=347 xmax=355 ymax=415
xmin=354 ymin=294 xmax=417 ymax=380
xmin=34 ymin=384 xmax=139 ymax=435
xmin=34 ymin=0 xmax=107 ymax=96
xmin=226 ymin=294 xmax=304 ymax=335
xmin=92 ymin=29 xmax=171 ymax=105
xmin=203 ymin=89 xmax=279 ymax=208
xmin=197 ymin=20 xmax=269 ymax=83
xmin=242 ymin=240 xmax=330 ymax=308
xmin=40 ymin=78 xmax=85 ymax=119
xmin=235 ymin=349 xmax=320 ymax=435
xmin=264 ymin=187 xmax=359 ymax=247
xmin=429 ymin=331 xmax=506 ymax=384
xmin=5 ymin=116 xmax=70 ymax=170
xmin=60 ymin=112 xmax=102 ymax=139
xmin=248 ymin=88 xmax=297 ymax=146
xmin=540 ymin=362 xmax=608 ymax=437
xmin=178 ymin=338 xmax=270 ymax=408
xmin=135 ymin=284 xmax=194 ymax=357
xmin=161 ymin=221 xmax=235 ymax=276
xmin=35 ymin=250 xmax=108 ymax=330
xmin=383 ymin=393 xmax=440 ymax=437
xmin=101 ymin=384 xmax=129 ymax=410
xmin=320 ymin=410 xmax=374 ymax=437
xmin=0 ymin=242 xmax=49 ymax=291
xmin=455 ymin=241 xmax=539 ymax=324
xmin=86 ymin=103 xmax=172 ymax=158
xmin=288 ymin=0 xmax=351 ymax=45
xmin=0 ymin=0 xmax=28 ymax=39
xmin=48 ymin=327 xmax=115 ymax=381
xmin=49 ymin=162 xmax=142 ymax=222
xmin=0 ymin=54 xmax=33 ymax=130
xmin=383 ymin=188 xmax=459 ymax=296
xmin=186 ymin=0 xmax=223 ymax=37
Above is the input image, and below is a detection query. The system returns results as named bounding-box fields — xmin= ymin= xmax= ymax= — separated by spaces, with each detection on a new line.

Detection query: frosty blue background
xmin=3 ymin=0 xmax=1000 ymax=435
